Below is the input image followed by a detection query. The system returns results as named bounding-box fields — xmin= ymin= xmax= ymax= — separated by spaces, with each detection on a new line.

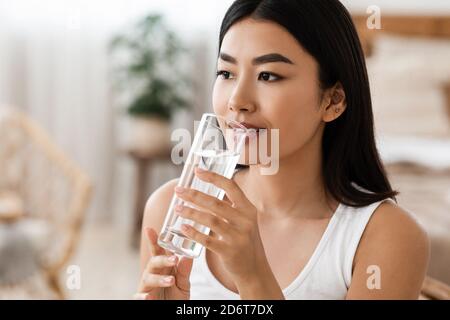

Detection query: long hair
xmin=219 ymin=0 xmax=398 ymax=207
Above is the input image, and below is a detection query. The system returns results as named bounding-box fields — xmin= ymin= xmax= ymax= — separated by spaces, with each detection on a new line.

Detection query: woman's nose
xmin=227 ymin=86 xmax=256 ymax=113
xmin=228 ymin=102 xmax=255 ymax=113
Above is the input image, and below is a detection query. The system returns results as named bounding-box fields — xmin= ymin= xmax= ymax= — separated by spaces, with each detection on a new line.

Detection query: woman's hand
xmin=173 ymin=167 xmax=274 ymax=293
xmin=135 ymin=227 xmax=193 ymax=300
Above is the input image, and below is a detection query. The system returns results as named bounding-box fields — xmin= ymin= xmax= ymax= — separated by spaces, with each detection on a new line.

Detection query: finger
xmin=141 ymin=273 xmax=175 ymax=291
xmin=175 ymin=187 xmax=240 ymax=224
xmin=147 ymin=254 xmax=178 ymax=274
xmin=132 ymin=292 xmax=158 ymax=300
xmin=222 ymin=197 xmax=233 ymax=207
xmin=133 ymin=293 xmax=149 ymax=300
xmin=174 ymin=256 xmax=194 ymax=293
xmin=175 ymin=204 xmax=234 ymax=241
xmin=144 ymin=228 xmax=173 ymax=276
xmin=145 ymin=227 xmax=166 ymax=257
xmin=194 ymin=167 xmax=250 ymax=209
xmin=180 ymin=224 xmax=224 ymax=255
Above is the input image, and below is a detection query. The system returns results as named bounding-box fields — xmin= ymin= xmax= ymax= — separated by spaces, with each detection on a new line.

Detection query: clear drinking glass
xmin=158 ymin=113 xmax=248 ymax=258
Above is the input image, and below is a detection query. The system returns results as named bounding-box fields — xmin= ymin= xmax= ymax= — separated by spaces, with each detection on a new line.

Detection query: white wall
xmin=342 ymin=0 xmax=450 ymax=14
xmin=0 ymin=0 xmax=238 ymax=226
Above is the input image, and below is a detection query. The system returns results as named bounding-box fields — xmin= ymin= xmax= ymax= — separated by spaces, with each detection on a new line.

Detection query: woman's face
xmin=213 ymin=18 xmax=330 ymax=166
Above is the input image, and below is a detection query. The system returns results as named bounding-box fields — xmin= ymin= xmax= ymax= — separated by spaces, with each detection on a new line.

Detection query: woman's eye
xmin=258 ymin=72 xmax=281 ymax=82
xmin=216 ymin=70 xmax=282 ymax=82
xmin=216 ymin=70 xmax=233 ymax=80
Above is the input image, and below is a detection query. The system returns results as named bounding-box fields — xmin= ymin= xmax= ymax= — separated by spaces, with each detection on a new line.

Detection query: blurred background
xmin=0 ymin=0 xmax=449 ymax=299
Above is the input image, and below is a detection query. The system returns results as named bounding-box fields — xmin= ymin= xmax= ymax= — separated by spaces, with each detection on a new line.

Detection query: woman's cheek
xmin=212 ymin=81 xmax=220 ymax=113
xmin=273 ymin=104 xmax=321 ymax=157
xmin=212 ymin=81 xmax=229 ymax=116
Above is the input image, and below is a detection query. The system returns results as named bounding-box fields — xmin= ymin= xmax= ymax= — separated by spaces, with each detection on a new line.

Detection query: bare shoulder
xmin=347 ymin=200 xmax=430 ymax=299
xmin=139 ymin=178 xmax=179 ymax=271
xmin=361 ymin=200 xmax=429 ymax=253
xmin=142 ymin=178 xmax=179 ymax=234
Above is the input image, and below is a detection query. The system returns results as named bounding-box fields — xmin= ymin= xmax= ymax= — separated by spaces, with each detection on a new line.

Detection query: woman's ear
xmin=321 ymin=82 xmax=347 ymax=122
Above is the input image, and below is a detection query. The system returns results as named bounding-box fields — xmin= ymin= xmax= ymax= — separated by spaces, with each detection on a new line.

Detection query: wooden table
xmin=0 ymin=191 xmax=24 ymax=224
xmin=444 ymin=81 xmax=450 ymax=125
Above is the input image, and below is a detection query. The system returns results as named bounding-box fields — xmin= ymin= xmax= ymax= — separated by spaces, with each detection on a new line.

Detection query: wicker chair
xmin=420 ymin=276 xmax=450 ymax=300
xmin=0 ymin=107 xmax=92 ymax=299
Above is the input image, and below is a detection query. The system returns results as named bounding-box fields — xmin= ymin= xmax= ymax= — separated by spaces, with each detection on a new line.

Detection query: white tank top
xmin=189 ymin=198 xmax=393 ymax=300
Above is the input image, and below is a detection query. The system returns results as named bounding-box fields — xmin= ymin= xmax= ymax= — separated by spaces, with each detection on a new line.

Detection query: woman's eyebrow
xmin=219 ymin=52 xmax=294 ymax=65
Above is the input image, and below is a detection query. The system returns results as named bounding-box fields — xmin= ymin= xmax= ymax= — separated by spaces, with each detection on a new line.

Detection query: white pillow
xmin=366 ymin=34 xmax=450 ymax=137
xmin=368 ymin=34 xmax=450 ymax=90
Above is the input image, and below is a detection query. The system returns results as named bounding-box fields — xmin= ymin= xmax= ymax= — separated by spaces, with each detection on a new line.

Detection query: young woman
xmin=137 ymin=0 xmax=429 ymax=300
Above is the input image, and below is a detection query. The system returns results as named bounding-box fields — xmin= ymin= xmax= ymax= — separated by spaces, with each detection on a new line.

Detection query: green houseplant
xmin=109 ymin=14 xmax=191 ymax=153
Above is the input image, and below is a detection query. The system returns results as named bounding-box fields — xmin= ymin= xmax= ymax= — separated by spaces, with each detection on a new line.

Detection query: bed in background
xmin=351 ymin=14 xmax=450 ymax=298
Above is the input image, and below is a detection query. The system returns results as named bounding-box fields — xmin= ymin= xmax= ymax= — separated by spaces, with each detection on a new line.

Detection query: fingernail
xmin=162 ymin=276 xmax=173 ymax=284
xmin=175 ymin=204 xmax=183 ymax=212
xmin=175 ymin=186 xmax=185 ymax=193
xmin=133 ymin=293 xmax=146 ymax=300
xmin=168 ymin=255 xmax=177 ymax=263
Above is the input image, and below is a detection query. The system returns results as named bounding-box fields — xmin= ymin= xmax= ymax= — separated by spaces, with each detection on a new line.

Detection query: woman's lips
xmin=227 ymin=121 xmax=266 ymax=131
xmin=227 ymin=124 xmax=266 ymax=141
xmin=240 ymin=122 xmax=268 ymax=132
